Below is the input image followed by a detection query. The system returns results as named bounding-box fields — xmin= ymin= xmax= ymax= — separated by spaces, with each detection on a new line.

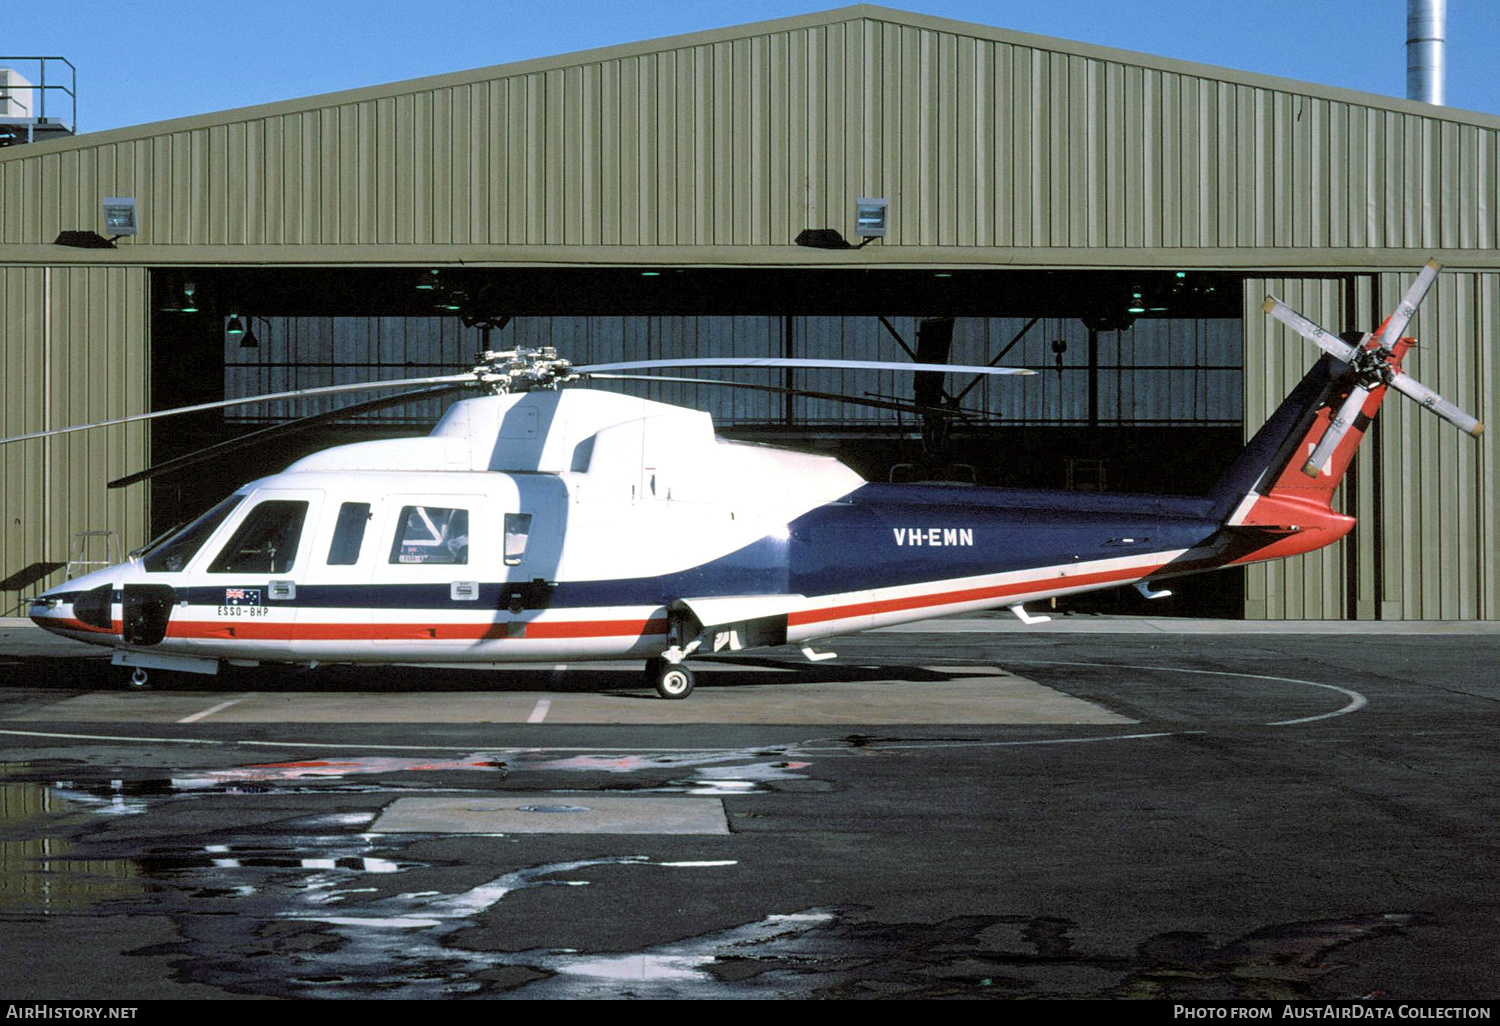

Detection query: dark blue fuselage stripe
xmin=44 ymin=484 xmax=1224 ymax=611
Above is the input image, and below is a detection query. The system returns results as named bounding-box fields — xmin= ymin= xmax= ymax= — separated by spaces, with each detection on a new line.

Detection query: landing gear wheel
xmin=645 ymin=657 xmax=694 ymax=700
xmin=126 ymin=667 xmax=151 ymax=690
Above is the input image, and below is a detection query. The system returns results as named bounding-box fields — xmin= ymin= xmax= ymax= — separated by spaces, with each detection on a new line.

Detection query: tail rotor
xmin=1263 ymin=259 xmax=1483 ymax=479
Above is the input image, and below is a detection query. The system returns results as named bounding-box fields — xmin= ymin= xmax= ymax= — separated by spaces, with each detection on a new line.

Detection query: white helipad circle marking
xmin=0 ymin=660 xmax=1364 ymax=755
xmin=802 ymin=730 xmax=1195 ymax=752
xmin=999 ymin=658 xmax=1367 ymax=725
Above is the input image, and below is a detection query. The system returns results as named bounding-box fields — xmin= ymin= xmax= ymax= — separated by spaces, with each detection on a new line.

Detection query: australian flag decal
xmin=224 ymin=587 xmax=262 ymax=607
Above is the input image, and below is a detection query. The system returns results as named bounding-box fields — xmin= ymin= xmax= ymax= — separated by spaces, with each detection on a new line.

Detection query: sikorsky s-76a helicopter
xmin=11 ymin=260 xmax=1484 ymax=697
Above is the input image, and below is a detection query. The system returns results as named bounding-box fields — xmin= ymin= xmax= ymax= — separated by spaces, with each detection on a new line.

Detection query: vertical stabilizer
xmin=1209 ymin=342 xmax=1410 ymax=562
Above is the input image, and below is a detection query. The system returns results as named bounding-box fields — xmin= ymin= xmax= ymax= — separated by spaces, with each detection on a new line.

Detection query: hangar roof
xmin=4 ymin=4 xmax=1499 ymax=269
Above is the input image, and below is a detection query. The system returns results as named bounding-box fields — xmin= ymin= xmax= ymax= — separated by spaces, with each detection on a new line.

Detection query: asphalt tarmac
xmin=1 ymin=615 xmax=1497 ymax=1001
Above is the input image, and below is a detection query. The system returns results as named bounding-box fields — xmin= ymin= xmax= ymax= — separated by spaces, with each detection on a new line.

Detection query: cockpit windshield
xmin=140 ymin=494 xmax=245 ymax=573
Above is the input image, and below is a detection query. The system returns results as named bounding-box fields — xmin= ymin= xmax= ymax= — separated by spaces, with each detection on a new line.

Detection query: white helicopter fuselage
xmin=32 ymin=386 xmax=1222 ymax=677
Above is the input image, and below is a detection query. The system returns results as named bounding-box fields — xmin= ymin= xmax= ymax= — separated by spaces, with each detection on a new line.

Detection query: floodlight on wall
xmin=855 ymin=197 xmax=888 ymax=240
xmin=102 ymin=197 xmax=138 ymax=237
xmin=795 ymin=197 xmax=888 ymax=251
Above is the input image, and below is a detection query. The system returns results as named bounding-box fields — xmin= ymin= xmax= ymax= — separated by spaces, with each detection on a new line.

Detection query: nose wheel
xmin=126 ymin=667 xmax=151 ymax=690
xmin=644 ymin=656 xmax=694 ymax=699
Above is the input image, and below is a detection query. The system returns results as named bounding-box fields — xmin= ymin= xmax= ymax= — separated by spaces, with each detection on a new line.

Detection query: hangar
xmin=0 ymin=4 xmax=1496 ymax=620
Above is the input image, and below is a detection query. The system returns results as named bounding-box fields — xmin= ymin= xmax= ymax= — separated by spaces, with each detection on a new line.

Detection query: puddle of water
xmin=0 ymin=782 xmax=146 ymax=911
xmin=174 ymin=753 xmax=509 ymax=787
xmin=33 ymin=747 xmax=814 ymax=812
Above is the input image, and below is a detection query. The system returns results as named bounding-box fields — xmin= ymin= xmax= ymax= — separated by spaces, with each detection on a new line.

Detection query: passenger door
xmin=291 ymin=497 xmax=378 ymax=655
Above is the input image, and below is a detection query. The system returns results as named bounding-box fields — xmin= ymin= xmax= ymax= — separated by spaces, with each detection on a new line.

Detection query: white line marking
xmin=1000 ymin=659 xmax=1368 ymax=725
xmin=0 ymin=728 xmax=224 ymax=745
xmin=0 ymin=729 xmax=765 ymax=753
xmin=178 ymin=697 xmax=249 ymax=724
xmin=527 ymin=699 xmax=551 ymax=724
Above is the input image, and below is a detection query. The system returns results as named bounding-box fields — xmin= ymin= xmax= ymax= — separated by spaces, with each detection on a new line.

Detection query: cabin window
xmin=142 ymin=495 xmax=245 ymax=573
xmin=327 ymin=502 xmax=371 ymax=565
xmin=504 ymin=513 xmax=533 ymax=566
xmin=208 ymin=500 xmax=309 ymax=575
xmin=390 ymin=506 xmax=469 ymax=565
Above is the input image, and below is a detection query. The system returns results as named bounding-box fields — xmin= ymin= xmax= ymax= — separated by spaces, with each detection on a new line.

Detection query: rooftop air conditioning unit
xmin=0 ymin=68 xmax=34 ymax=118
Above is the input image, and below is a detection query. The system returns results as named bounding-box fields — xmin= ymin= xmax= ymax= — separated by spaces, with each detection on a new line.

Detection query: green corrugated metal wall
xmin=2 ymin=8 xmax=1497 ymax=254
xmin=0 ymin=267 xmax=149 ymax=602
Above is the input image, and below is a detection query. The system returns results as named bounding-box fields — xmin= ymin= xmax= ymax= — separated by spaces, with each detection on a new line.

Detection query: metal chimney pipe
xmin=1406 ymin=0 xmax=1446 ymax=105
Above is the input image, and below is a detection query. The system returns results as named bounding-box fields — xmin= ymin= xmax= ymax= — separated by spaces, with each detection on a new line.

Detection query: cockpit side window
xmin=390 ymin=505 xmax=469 ymax=565
xmin=141 ymin=495 xmax=245 ymax=573
xmin=208 ymin=500 xmax=309 ymax=575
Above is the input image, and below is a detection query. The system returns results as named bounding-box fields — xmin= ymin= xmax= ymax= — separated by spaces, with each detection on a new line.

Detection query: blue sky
xmin=8 ymin=0 xmax=1499 ymax=135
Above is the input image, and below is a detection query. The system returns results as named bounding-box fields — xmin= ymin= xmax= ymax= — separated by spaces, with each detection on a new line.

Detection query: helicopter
xmin=10 ymin=260 xmax=1484 ymax=698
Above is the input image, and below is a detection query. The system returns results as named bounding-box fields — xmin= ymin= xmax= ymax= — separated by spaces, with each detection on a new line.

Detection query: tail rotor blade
xmin=1373 ymin=258 xmax=1442 ymax=352
xmin=1302 ymin=384 xmax=1371 ymax=477
xmin=1388 ymin=371 xmax=1485 ymax=438
xmin=1262 ymin=298 xmax=1358 ymax=363
xmin=1268 ymin=261 xmax=1481 ymax=459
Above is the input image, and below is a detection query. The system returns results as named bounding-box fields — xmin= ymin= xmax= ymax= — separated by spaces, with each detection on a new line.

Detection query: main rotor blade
xmin=1388 ymin=371 xmax=1485 ymax=437
xmin=1262 ymin=297 xmax=1358 ymax=363
xmin=0 ymin=373 xmax=476 ymax=447
xmin=575 ymin=357 xmax=1035 ymax=376
xmin=1302 ymin=384 xmax=1371 ymax=478
xmin=1372 ymin=258 xmax=1442 ymax=353
xmin=585 ymin=373 xmax=1002 ymax=422
xmin=107 ymin=385 xmax=471 ymax=489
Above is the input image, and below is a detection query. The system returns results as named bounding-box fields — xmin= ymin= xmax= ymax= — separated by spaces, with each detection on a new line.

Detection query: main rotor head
xmin=471 ymin=347 xmax=580 ymax=393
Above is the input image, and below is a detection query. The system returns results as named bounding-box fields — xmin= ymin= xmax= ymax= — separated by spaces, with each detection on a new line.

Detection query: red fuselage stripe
xmin=787 ymin=562 xmax=1163 ymax=626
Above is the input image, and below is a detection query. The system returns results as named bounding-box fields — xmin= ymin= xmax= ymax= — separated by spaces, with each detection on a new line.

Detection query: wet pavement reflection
xmin=0 ymin=740 xmax=1425 ymax=999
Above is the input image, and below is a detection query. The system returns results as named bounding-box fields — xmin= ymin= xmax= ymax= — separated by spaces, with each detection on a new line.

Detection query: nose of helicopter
xmin=28 ymin=564 xmax=138 ymax=639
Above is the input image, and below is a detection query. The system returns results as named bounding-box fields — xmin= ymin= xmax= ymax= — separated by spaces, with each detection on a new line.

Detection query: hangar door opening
xmin=149 ymin=267 xmax=1246 ymax=616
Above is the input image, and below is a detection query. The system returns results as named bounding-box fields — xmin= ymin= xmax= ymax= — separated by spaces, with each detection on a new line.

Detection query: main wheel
xmin=650 ymin=660 xmax=694 ymax=700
